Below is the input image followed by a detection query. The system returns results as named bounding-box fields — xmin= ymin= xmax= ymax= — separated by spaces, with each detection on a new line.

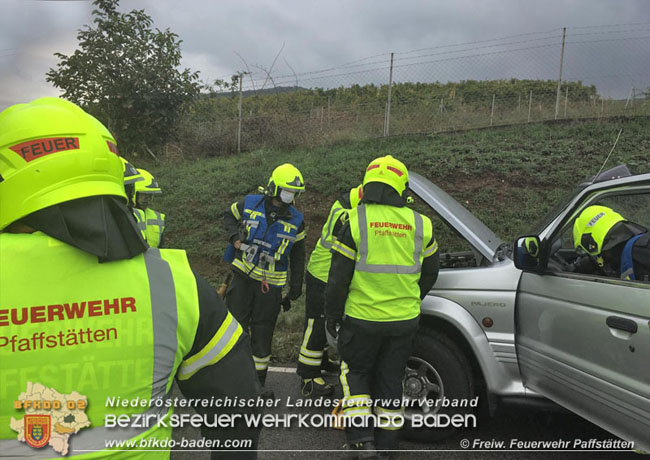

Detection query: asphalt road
xmin=171 ymin=366 xmax=640 ymax=460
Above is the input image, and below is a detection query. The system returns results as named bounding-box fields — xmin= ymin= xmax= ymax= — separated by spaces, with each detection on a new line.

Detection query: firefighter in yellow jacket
xmin=325 ymin=155 xmax=440 ymax=458
xmin=121 ymin=159 xmax=147 ymax=241
xmin=133 ymin=168 xmax=166 ymax=248
xmin=297 ymin=185 xmax=363 ymax=397
xmin=0 ymin=98 xmax=260 ymax=459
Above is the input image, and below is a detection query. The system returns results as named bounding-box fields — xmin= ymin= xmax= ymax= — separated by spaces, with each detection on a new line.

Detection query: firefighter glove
xmin=281 ymin=295 xmax=292 ymax=312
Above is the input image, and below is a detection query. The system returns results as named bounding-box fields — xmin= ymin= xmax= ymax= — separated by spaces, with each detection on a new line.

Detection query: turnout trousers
xmin=338 ymin=316 xmax=419 ymax=451
xmin=297 ymin=271 xmax=329 ymax=379
xmin=226 ymin=270 xmax=282 ymax=385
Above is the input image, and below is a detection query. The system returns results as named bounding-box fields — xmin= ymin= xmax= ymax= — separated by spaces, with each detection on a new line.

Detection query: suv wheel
xmin=402 ymin=330 xmax=474 ymax=442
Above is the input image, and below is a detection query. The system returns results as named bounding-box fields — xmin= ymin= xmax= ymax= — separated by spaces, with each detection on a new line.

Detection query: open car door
xmin=514 ymin=176 xmax=650 ymax=451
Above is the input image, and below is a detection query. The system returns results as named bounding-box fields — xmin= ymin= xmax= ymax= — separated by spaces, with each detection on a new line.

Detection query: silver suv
xmin=404 ymin=167 xmax=650 ymax=450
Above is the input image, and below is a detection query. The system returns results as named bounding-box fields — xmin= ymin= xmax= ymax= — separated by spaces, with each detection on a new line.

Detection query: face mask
xmin=279 ymin=189 xmax=296 ymax=204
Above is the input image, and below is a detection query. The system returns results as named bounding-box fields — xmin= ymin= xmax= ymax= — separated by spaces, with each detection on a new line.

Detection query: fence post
xmin=384 ymin=101 xmax=388 ymax=134
xmin=518 ymin=93 xmax=521 ymax=113
xmin=554 ymin=27 xmax=566 ymax=120
xmin=625 ymin=86 xmax=634 ymax=109
xmin=237 ymin=72 xmax=243 ymax=153
xmin=327 ymin=96 xmax=331 ymax=129
xmin=564 ymin=86 xmax=568 ymax=117
xmin=320 ymin=106 xmax=324 ymax=132
xmin=490 ymin=94 xmax=496 ymax=126
xmin=384 ymin=52 xmax=394 ymax=137
xmin=528 ymin=90 xmax=533 ymax=123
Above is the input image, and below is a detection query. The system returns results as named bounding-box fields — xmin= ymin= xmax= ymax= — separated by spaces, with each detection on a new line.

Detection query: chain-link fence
xmin=175 ymin=25 xmax=650 ymax=156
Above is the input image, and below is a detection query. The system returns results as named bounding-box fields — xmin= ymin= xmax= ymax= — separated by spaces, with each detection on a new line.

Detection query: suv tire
xmin=402 ymin=329 xmax=474 ymax=442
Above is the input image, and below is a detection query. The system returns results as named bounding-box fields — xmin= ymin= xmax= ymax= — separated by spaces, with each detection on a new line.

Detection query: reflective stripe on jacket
xmin=307 ymin=198 xmax=347 ymax=283
xmin=231 ymin=195 xmax=304 ymax=287
xmin=145 ymin=208 xmax=166 ymax=249
xmin=335 ymin=203 xmax=436 ymax=321
xmin=0 ymin=232 xmax=242 ymax=459
xmin=132 ymin=208 xmax=147 ymax=241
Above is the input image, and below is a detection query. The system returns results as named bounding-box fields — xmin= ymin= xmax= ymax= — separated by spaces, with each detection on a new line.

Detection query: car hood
xmin=410 ymin=171 xmax=503 ymax=260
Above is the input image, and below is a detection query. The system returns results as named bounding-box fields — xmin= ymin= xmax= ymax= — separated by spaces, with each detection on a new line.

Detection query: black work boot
xmin=321 ymin=356 xmax=341 ymax=375
xmin=258 ymin=369 xmax=275 ymax=400
xmin=300 ymin=377 xmax=334 ymax=397
xmin=345 ymin=441 xmax=377 ymax=459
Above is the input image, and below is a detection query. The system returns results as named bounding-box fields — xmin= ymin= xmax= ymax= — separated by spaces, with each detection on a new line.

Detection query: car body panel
xmin=420 ymin=293 xmax=528 ymax=397
xmin=516 ymin=273 xmax=650 ymax=450
xmin=432 ymin=262 xmax=519 ymax=339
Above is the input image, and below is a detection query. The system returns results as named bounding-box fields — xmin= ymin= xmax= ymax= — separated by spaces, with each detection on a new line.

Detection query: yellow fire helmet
xmin=523 ymin=237 xmax=540 ymax=258
xmin=362 ymin=155 xmax=409 ymax=196
xmin=135 ymin=169 xmax=162 ymax=195
xmin=266 ymin=163 xmax=305 ymax=197
xmin=573 ymin=205 xmax=626 ymax=256
xmin=349 ymin=184 xmax=363 ymax=208
xmin=0 ymin=97 xmax=126 ymax=231
xmin=120 ymin=156 xmax=144 ymax=185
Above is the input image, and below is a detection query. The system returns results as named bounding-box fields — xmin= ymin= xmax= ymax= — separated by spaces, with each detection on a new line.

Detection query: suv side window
xmin=552 ymin=191 xmax=650 ymax=281
xmin=598 ymin=193 xmax=650 ymax=227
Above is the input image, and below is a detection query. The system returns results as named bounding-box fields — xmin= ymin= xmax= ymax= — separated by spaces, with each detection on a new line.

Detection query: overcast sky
xmin=1 ymin=0 xmax=649 ymax=109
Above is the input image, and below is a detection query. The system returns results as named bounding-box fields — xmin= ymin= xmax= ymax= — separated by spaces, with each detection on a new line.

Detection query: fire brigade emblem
xmin=10 ymin=382 xmax=91 ymax=456
xmin=25 ymin=414 xmax=51 ymax=448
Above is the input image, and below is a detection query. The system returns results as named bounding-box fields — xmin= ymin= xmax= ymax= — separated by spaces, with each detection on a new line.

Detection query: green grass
xmin=141 ymin=116 xmax=650 ymax=363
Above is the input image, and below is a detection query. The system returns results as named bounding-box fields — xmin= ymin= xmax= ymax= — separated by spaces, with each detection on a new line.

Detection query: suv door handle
xmin=606 ymin=316 xmax=638 ymax=334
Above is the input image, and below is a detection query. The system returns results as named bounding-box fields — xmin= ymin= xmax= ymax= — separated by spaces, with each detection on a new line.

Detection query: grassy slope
xmin=147 ymin=116 xmax=650 ymax=362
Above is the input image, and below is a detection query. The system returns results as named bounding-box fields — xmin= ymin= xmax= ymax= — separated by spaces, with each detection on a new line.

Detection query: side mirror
xmin=514 ymin=235 xmax=547 ymax=273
